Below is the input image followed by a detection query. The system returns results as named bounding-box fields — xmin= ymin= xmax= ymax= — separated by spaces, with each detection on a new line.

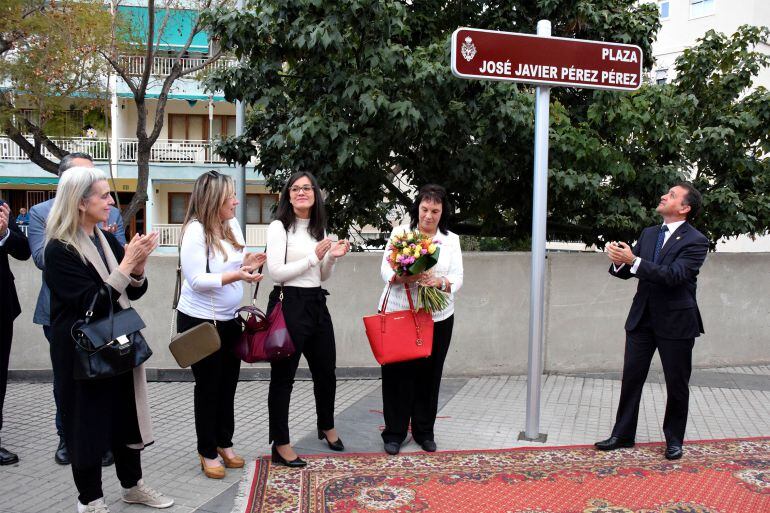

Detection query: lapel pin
xmin=676 ymin=236 xmax=681 ymax=240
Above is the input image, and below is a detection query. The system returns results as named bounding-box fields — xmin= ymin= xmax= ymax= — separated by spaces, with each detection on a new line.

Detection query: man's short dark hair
xmin=58 ymin=152 xmax=93 ymax=175
xmin=677 ymin=182 xmax=702 ymax=221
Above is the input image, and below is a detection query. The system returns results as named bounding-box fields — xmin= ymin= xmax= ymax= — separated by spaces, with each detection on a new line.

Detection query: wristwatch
xmin=440 ymin=278 xmax=447 ymax=291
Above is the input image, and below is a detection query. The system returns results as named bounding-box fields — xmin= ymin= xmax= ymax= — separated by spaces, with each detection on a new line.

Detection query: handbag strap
xmin=379 ymin=280 xmax=417 ymax=313
xmin=170 ymin=235 xmax=218 ymax=342
xmin=249 ymin=227 xmax=288 ymax=304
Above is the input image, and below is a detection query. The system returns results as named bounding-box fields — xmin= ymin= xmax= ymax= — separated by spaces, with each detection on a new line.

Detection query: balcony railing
xmin=0 ymin=136 xmax=228 ymax=164
xmin=156 ymin=224 xmax=268 ymax=247
xmin=119 ymin=55 xmax=237 ymax=77
xmin=0 ymin=136 xmax=111 ymax=161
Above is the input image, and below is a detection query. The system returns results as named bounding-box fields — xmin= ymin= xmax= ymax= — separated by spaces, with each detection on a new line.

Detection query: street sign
xmin=451 ymin=27 xmax=643 ymax=91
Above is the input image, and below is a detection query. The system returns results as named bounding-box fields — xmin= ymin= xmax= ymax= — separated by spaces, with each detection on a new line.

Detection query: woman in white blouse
xmin=378 ymin=184 xmax=464 ymax=455
xmin=177 ymin=171 xmax=265 ymax=479
xmin=265 ymin=171 xmax=350 ymax=467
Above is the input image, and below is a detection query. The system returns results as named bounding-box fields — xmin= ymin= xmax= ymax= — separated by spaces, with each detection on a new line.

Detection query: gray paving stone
xmin=1 ymin=368 xmax=769 ymax=512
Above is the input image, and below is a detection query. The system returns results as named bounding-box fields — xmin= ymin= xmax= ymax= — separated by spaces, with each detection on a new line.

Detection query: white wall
xmin=651 ymin=0 xmax=770 ymax=87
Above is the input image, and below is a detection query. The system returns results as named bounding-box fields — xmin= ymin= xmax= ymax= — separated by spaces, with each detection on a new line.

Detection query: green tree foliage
xmin=206 ymin=0 xmax=770 ymax=248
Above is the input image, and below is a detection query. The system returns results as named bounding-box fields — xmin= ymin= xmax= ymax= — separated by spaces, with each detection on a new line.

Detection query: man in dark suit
xmin=0 ymin=199 xmax=32 ymax=465
xmin=595 ymin=183 xmax=709 ymax=460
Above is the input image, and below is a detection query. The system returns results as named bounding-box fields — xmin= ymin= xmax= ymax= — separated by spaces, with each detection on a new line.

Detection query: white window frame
xmin=655 ymin=69 xmax=668 ymax=85
xmin=690 ymin=0 xmax=715 ymax=20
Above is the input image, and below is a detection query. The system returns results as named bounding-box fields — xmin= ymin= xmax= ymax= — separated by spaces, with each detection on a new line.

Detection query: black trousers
xmin=72 ymin=442 xmax=141 ymax=504
xmin=178 ymin=311 xmax=242 ymax=459
xmin=381 ymin=315 xmax=454 ymax=444
xmin=268 ymin=286 xmax=337 ymax=445
xmin=612 ymin=309 xmax=695 ymax=446
xmin=0 ymin=320 xmax=11 ymax=440
xmin=43 ymin=325 xmax=64 ymax=437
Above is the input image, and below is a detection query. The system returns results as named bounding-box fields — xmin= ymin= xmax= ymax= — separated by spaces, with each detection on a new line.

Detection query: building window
xmin=168 ymin=192 xmax=190 ymax=224
xmin=658 ymin=1 xmax=670 ymax=19
xmin=690 ymin=0 xmax=715 ymax=18
xmin=246 ymin=194 xmax=278 ymax=224
xmin=168 ymin=114 xmax=237 ymax=141
xmin=655 ymin=69 xmax=668 ymax=84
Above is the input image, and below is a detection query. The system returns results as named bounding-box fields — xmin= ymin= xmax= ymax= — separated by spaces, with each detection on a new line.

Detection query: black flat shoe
xmin=419 ymin=440 xmax=437 ymax=452
xmin=0 ymin=446 xmax=19 ymax=466
xmin=317 ymin=429 xmax=344 ymax=451
xmin=271 ymin=445 xmax=307 ymax=468
xmin=594 ymin=436 xmax=635 ymax=451
xmin=665 ymin=445 xmax=683 ymax=460
xmin=384 ymin=442 xmax=400 ymax=455
xmin=54 ymin=437 xmax=69 ymax=465
xmin=101 ymin=449 xmax=114 ymax=467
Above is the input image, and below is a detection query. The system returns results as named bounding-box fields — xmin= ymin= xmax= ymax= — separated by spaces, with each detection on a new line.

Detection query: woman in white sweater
xmin=266 ymin=171 xmax=350 ymax=467
xmin=177 ymin=171 xmax=265 ymax=479
xmin=378 ymin=184 xmax=464 ymax=455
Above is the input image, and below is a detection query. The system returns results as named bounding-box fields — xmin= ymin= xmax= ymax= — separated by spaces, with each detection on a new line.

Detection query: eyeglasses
xmin=289 ymin=185 xmax=314 ymax=194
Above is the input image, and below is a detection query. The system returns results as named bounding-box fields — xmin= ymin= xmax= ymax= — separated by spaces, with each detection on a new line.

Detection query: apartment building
xmin=0 ymin=2 xmax=275 ymax=249
xmin=651 ymin=0 xmax=770 ymax=87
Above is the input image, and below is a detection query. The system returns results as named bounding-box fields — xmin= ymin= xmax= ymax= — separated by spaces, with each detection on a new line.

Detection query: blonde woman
xmin=177 ymin=170 xmax=265 ymax=478
xmin=44 ymin=166 xmax=172 ymax=513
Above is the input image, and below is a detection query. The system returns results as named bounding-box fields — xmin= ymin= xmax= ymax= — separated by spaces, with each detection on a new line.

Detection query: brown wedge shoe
xmin=216 ymin=448 xmax=245 ymax=468
xmin=199 ymin=454 xmax=225 ymax=479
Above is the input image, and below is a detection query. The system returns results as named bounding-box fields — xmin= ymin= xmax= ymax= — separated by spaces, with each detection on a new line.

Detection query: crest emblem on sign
xmin=461 ymin=36 xmax=477 ymax=62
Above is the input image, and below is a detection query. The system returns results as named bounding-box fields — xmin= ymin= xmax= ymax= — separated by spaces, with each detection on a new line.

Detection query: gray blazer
xmin=28 ymin=198 xmax=126 ymax=326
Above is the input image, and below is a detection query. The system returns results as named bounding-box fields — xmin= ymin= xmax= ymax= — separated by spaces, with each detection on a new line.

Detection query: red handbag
xmin=363 ymin=282 xmax=434 ymax=365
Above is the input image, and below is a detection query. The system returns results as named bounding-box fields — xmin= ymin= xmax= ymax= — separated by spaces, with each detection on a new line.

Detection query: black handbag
xmin=71 ymin=287 xmax=153 ymax=380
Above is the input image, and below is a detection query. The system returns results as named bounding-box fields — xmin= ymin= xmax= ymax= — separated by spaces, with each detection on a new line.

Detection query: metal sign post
xmin=450 ymin=21 xmax=642 ymax=442
xmin=524 ymin=20 xmax=551 ymax=442
xmin=234 ymin=0 xmax=247 ymax=237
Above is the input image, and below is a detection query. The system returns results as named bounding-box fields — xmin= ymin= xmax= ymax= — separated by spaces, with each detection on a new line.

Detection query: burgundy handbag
xmin=233 ymin=237 xmax=295 ymax=363
xmin=363 ymin=282 xmax=434 ymax=365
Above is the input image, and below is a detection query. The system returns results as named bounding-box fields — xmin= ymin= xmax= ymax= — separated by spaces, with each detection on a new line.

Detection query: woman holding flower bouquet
xmin=377 ymin=184 xmax=464 ymax=455
xmin=266 ymin=171 xmax=351 ymax=467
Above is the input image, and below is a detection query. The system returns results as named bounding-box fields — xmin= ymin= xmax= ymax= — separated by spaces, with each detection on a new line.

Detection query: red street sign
xmin=451 ymin=27 xmax=643 ymax=91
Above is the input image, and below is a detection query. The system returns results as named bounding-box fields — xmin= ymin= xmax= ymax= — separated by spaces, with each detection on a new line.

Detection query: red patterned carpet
xmin=234 ymin=438 xmax=770 ymax=513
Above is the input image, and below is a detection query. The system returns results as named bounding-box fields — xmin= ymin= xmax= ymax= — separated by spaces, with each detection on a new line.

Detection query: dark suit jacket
xmin=0 ymin=200 xmax=32 ymax=323
xmin=610 ymin=222 xmax=709 ymax=340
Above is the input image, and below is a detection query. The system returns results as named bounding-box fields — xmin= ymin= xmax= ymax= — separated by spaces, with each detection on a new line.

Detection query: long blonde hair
xmin=45 ymin=166 xmax=108 ymax=261
xmin=181 ymin=170 xmax=244 ymax=259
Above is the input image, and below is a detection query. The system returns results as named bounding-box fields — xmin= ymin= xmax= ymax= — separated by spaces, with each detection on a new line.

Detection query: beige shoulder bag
xmin=169 ymin=244 xmax=222 ymax=368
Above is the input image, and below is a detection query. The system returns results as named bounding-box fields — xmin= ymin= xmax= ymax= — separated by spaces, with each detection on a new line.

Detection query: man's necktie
xmin=653 ymin=225 xmax=669 ymax=263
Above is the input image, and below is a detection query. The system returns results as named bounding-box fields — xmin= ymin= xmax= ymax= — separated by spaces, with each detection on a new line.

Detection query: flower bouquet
xmin=387 ymin=230 xmax=449 ymax=313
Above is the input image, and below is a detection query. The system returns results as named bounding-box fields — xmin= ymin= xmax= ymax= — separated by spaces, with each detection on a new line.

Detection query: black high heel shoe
xmin=271 ymin=444 xmax=307 ymax=468
xmin=318 ymin=429 xmax=345 ymax=451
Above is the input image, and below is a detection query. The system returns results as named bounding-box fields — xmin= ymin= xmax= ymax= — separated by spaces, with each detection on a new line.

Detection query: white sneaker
xmin=76 ymin=498 xmax=110 ymax=513
xmin=121 ymin=479 xmax=174 ymax=509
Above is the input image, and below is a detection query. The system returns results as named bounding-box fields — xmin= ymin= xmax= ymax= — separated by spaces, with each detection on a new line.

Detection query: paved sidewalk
xmin=1 ymin=366 xmax=768 ymax=513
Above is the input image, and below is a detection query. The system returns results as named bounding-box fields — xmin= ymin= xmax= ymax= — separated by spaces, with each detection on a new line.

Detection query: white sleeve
xmin=629 ymin=257 xmax=642 ymax=274
xmin=380 ymin=227 xmax=399 ymax=284
xmin=266 ymin=221 xmax=319 ymax=283
xmin=180 ymin=222 xmax=222 ymax=291
xmin=445 ymin=234 xmax=464 ymax=293
xmin=319 ymin=252 xmax=337 ymax=281
xmin=0 ymin=228 xmax=9 ymax=246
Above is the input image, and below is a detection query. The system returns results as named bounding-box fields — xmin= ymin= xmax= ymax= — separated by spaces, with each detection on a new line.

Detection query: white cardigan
xmin=378 ymin=225 xmax=464 ymax=322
